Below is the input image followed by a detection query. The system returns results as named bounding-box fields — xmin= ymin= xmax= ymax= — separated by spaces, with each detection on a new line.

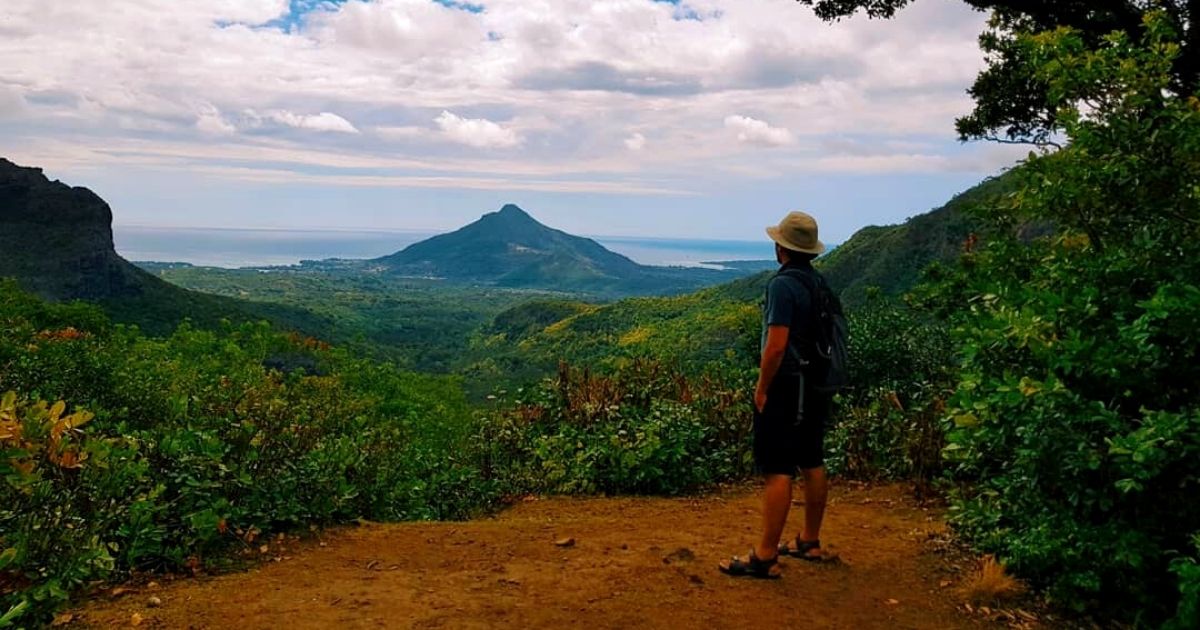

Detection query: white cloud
xmin=0 ymin=0 xmax=1003 ymax=205
xmin=167 ymin=165 xmax=694 ymax=195
xmin=256 ymin=110 xmax=359 ymax=134
xmin=434 ymin=111 xmax=521 ymax=149
xmin=724 ymin=115 xmax=794 ymax=147
xmin=195 ymin=105 xmax=236 ymax=135
xmin=203 ymin=0 xmax=289 ymax=24
xmin=312 ymin=0 xmax=487 ymax=57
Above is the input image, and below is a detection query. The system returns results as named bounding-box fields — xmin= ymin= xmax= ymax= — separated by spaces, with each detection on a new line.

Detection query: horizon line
xmin=112 ymin=222 xmax=781 ymax=245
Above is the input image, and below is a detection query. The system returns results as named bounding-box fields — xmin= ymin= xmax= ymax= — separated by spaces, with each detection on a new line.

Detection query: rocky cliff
xmin=0 ymin=158 xmax=338 ymax=336
xmin=0 ymin=158 xmax=149 ymax=300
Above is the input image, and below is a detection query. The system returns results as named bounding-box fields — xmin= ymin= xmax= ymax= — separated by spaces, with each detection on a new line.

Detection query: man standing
xmin=720 ymin=210 xmax=835 ymax=579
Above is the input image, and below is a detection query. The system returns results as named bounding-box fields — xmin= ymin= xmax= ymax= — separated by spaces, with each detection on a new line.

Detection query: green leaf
xmin=954 ymin=413 xmax=980 ymax=428
xmin=0 ymin=547 xmax=17 ymax=570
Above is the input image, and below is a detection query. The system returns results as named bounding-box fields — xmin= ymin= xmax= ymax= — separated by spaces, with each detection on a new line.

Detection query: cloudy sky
xmin=0 ymin=0 xmax=1023 ymax=243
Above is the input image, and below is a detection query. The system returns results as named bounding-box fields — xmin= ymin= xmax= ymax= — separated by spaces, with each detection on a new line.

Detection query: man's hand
xmin=755 ymin=386 xmax=768 ymax=413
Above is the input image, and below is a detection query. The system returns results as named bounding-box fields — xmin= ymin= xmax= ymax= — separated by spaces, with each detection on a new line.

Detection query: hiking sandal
xmin=778 ymin=538 xmax=825 ymax=562
xmin=719 ymin=550 xmax=781 ymax=579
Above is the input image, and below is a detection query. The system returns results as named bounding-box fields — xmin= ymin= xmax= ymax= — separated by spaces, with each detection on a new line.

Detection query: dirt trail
xmin=72 ymin=484 xmax=1013 ymax=629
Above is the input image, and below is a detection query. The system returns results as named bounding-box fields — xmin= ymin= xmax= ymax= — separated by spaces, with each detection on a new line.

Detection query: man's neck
xmin=779 ymin=258 xmax=813 ymax=270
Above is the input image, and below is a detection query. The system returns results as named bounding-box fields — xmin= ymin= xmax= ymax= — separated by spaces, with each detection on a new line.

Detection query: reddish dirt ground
xmin=69 ymin=483 xmax=1024 ymax=629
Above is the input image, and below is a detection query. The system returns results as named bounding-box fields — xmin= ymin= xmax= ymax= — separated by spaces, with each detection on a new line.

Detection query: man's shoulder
xmin=771 ymin=267 xmax=819 ymax=288
xmin=771 ymin=269 xmax=821 ymax=311
xmin=767 ymin=273 xmax=806 ymax=300
xmin=767 ymin=274 xmax=797 ymax=294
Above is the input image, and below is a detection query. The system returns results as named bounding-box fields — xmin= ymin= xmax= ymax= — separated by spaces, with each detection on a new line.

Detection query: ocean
xmin=112 ymin=225 xmax=774 ymax=269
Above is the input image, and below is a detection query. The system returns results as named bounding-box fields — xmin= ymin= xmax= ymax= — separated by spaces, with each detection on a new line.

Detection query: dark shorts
xmin=753 ymin=374 xmax=832 ymax=476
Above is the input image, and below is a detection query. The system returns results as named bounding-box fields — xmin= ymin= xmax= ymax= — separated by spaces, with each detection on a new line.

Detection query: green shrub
xmin=476 ymin=361 xmax=752 ymax=496
xmin=1168 ymin=534 xmax=1200 ymax=630
xmin=931 ymin=15 xmax=1200 ymax=623
xmin=825 ymin=293 xmax=955 ymax=490
xmin=1 ymin=392 xmax=126 ymax=623
xmin=0 ymin=282 xmax=493 ymax=626
xmin=465 ymin=284 xmax=762 ymax=391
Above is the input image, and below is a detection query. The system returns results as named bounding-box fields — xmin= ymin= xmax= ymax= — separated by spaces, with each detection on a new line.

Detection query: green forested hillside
xmin=97 ymin=273 xmax=333 ymax=338
xmin=141 ymin=261 xmax=779 ymax=379
xmin=139 ymin=265 xmax=545 ymax=372
xmin=465 ymin=272 xmax=772 ymax=388
xmin=817 ymin=173 xmax=1014 ymax=305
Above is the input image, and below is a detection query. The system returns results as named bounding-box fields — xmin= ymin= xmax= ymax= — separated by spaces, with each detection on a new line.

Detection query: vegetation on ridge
xmin=816 ymin=173 xmax=1013 ymax=306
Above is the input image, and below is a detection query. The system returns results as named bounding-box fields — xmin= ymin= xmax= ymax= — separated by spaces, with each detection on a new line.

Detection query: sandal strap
xmin=795 ymin=538 xmax=820 ymax=552
xmin=779 ymin=538 xmax=822 ymax=557
xmin=749 ymin=549 xmax=778 ymax=567
xmin=721 ymin=550 xmax=781 ymax=579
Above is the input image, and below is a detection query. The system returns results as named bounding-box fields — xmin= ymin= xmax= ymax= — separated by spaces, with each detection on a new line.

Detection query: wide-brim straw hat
xmin=766 ymin=211 xmax=825 ymax=255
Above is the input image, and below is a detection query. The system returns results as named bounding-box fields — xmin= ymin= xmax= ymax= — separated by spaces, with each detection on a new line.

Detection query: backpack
xmin=774 ymin=267 xmax=849 ymax=394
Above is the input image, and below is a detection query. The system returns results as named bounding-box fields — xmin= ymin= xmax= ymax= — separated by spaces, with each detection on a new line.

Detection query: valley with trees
xmin=2 ymin=1 xmax=1200 ymax=628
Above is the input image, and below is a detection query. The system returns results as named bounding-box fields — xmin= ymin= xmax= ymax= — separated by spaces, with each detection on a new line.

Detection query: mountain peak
xmin=492 ymin=203 xmax=536 ymax=223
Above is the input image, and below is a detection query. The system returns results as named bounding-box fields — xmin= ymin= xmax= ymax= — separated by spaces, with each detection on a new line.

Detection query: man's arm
xmin=756 ymin=324 xmax=790 ymax=412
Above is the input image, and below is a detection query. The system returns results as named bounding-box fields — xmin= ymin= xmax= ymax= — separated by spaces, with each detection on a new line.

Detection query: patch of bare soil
xmin=69 ymin=483 xmax=1048 ymax=629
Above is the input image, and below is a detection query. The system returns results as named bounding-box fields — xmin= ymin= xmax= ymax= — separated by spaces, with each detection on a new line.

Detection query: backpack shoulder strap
xmin=770 ymin=267 xmax=822 ymax=368
xmin=774 ymin=266 xmax=822 ymax=303
xmin=778 ymin=267 xmax=841 ymax=314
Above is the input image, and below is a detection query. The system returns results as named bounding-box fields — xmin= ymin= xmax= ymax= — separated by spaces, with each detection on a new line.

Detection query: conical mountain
xmin=375 ymin=204 xmax=644 ymax=288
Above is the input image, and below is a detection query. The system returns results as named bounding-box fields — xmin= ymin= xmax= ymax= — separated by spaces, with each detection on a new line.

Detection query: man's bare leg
xmin=797 ymin=466 xmax=828 ymax=557
xmin=719 ymin=474 xmax=792 ymax=573
xmin=755 ymin=474 xmax=793 ymax=561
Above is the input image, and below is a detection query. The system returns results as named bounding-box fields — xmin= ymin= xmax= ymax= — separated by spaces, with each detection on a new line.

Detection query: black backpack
xmin=774 ymin=267 xmax=849 ymax=394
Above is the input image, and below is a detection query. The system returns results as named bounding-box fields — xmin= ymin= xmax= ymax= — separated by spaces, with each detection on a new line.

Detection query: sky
xmin=0 ymin=0 xmax=1025 ymax=243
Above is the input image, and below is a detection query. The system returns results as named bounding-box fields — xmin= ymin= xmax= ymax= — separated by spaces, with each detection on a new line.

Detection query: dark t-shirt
xmin=761 ymin=263 xmax=814 ymax=375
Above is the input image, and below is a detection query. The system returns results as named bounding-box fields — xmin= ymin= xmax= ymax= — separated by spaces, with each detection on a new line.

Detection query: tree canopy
xmin=796 ymin=1 xmax=1200 ymax=144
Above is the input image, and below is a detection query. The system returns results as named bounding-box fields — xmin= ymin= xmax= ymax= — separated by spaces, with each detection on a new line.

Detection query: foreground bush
xmin=477 ymin=361 xmax=752 ymax=495
xmin=0 ymin=283 xmax=492 ymax=625
xmin=825 ymin=292 xmax=955 ymax=491
xmin=931 ymin=16 xmax=1200 ymax=624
